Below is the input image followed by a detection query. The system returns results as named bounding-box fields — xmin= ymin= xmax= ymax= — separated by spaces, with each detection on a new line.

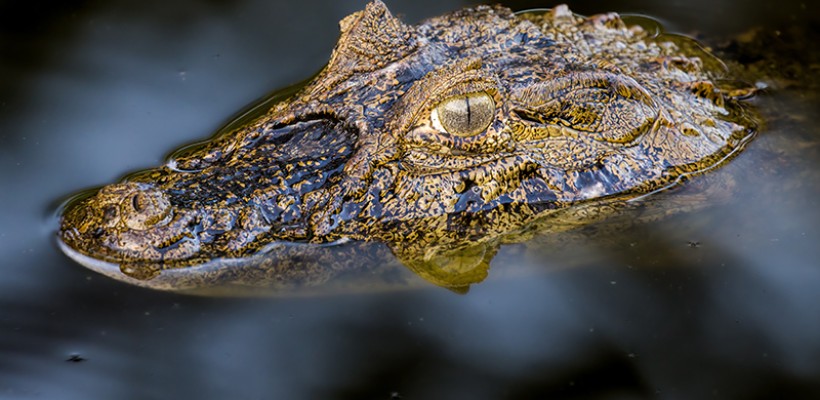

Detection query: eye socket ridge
xmin=509 ymin=72 xmax=659 ymax=143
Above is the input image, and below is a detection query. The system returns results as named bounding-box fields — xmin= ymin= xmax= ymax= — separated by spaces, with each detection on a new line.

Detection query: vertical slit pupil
xmin=436 ymin=92 xmax=494 ymax=137
xmin=132 ymin=194 xmax=143 ymax=213
xmin=465 ymin=95 xmax=471 ymax=127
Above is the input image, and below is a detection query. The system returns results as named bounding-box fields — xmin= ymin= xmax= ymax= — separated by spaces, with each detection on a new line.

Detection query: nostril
xmin=90 ymin=227 xmax=105 ymax=239
xmin=122 ymin=189 xmax=172 ymax=231
xmin=131 ymin=193 xmax=143 ymax=213
xmin=103 ymin=205 xmax=119 ymax=222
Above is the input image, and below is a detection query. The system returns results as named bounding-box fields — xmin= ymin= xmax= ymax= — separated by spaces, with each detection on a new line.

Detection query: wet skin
xmin=58 ymin=2 xmax=757 ymax=292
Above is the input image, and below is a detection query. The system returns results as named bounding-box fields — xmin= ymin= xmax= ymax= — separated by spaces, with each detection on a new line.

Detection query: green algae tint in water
xmin=1 ymin=0 xmax=819 ymax=399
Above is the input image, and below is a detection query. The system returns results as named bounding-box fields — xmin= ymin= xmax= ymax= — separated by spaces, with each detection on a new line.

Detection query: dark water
xmin=2 ymin=0 xmax=819 ymax=398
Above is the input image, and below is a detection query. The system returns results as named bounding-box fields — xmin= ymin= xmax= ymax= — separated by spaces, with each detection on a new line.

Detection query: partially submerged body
xmin=58 ymin=2 xmax=757 ymax=293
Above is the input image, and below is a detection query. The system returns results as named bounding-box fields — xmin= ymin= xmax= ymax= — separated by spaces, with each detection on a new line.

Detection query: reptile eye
xmin=433 ymin=92 xmax=495 ymax=137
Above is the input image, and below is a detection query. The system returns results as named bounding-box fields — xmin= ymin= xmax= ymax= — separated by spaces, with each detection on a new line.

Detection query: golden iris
xmin=434 ymin=92 xmax=495 ymax=137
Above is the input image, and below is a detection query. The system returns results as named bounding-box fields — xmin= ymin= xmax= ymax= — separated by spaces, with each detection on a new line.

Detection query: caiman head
xmin=58 ymin=1 xmax=756 ymax=290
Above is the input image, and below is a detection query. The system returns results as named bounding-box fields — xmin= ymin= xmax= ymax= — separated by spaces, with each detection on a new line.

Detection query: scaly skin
xmin=58 ymin=2 xmax=757 ymax=292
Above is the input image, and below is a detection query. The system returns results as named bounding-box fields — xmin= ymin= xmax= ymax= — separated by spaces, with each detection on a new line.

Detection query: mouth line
xmin=57 ymin=235 xmax=127 ymax=281
xmin=56 ymin=235 xmax=214 ymax=290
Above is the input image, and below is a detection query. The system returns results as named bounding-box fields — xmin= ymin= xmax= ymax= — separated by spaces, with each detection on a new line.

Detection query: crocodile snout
xmin=85 ymin=182 xmax=172 ymax=231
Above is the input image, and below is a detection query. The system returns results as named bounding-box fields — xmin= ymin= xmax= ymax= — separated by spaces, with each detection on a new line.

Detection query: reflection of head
xmin=399 ymin=243 xmax=496 ymax=294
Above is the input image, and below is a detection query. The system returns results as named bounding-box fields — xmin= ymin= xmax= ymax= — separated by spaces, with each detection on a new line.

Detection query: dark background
xmin=1 ymin=0 xmax=819 ymax=399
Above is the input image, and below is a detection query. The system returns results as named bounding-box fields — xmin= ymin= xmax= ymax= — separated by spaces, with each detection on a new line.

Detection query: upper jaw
xmin=58 ymin=187 xmax=206 ymax=266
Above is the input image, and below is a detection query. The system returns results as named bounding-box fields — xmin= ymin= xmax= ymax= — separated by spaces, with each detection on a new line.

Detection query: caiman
xmin=57 ymin=1 xmax=758 ymax=294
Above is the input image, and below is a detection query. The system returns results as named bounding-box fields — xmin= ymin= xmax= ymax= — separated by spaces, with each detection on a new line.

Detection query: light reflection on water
xmin=1 ymin=0 xmax=819 ymax=398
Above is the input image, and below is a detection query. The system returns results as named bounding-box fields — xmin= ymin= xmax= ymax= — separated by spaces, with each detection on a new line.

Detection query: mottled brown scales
xmin=58 ymin=1 xmax=756 ymax=293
